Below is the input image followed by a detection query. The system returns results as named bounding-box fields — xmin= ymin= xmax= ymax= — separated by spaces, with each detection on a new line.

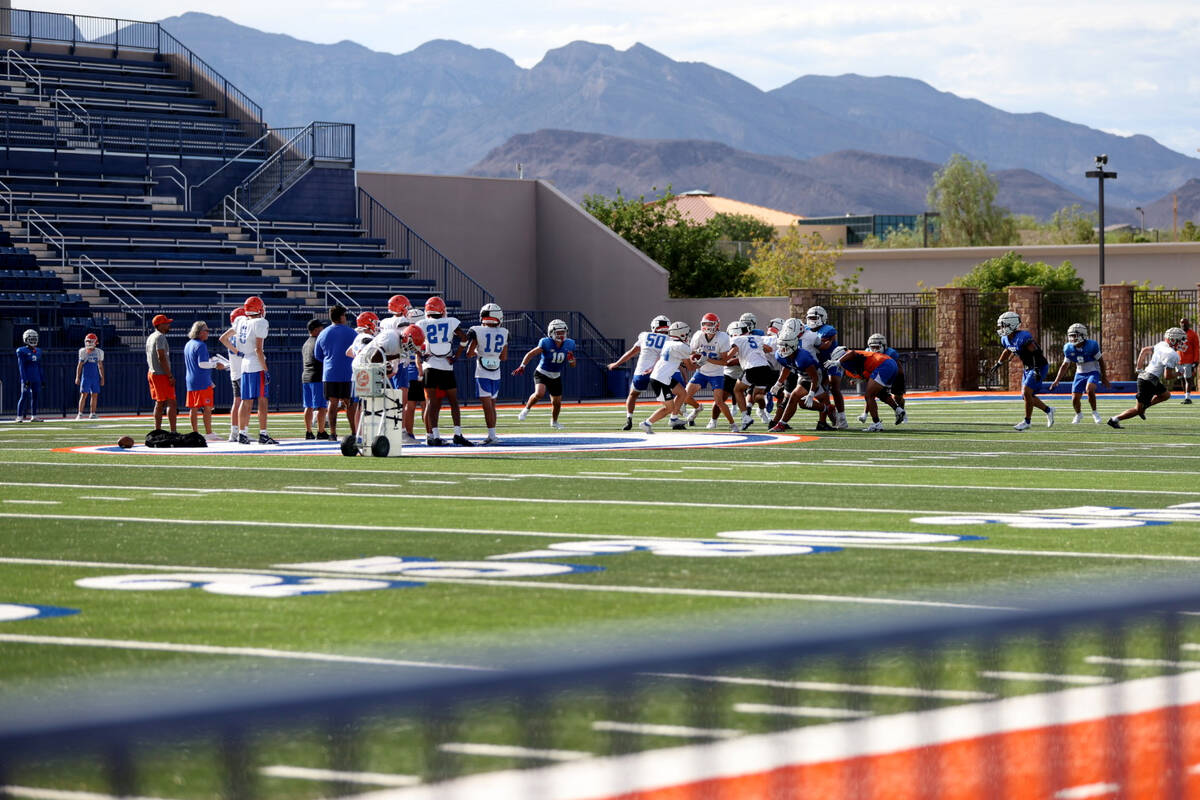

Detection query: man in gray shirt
xmin=146 ymin=314 xmax=177 ymax=432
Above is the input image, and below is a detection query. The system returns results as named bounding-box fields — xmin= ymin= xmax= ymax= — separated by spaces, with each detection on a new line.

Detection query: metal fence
xmin=1040 ymin=290 xmax=1101 ymax=360
xmin=234 ymin=122 xmax=355 ymax=214
xmin=965 ymin=290 xmax=1011 ymax=389
xmin=2 ymin=578 xmax=1197 ymax=799
xmin=1133 ymin=289 xmax=1197 ymax=354
xmin=813 ymin=292 xmax=938 ymax=389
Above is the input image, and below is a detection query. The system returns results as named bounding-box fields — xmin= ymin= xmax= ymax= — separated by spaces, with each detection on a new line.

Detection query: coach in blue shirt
xmin=313 ymin=305 xmax=360 ymax=437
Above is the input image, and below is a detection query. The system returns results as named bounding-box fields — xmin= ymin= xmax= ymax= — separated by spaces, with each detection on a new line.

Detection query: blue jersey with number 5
xmin=536 ymin=337 xmax=576 ymax=378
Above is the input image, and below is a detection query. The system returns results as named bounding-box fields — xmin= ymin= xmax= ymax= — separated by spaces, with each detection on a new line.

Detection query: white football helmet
xmin=996 ymin=311 xmax=1020 ymax=337
xmin=805 ymin=306 xmax=828 ymax=330
xmin=650 ymin=315 xmax=670 ymax=332
xmin=1166 ymin=327 xmax=1187 ymax=350
xmin=775 ymin=332 xmax=798 ymax=357
xmin=779 ymin=317 xmax=806 ymax=339
xmin=480 ymin=303 xmax=503 ymax=326
xmin=867 ymin=333 xmax=887 ymax=352
xmin=406 ymin=306 xmax=425 ymax=322
xmin=22 ymin=329 xmax=38 ymax=346
xmin=739 ymin=312 xmax=758 ymax=331
xmin=829 ymin=345 xmax=849 ymax=363
xmin=728 ymin=320 xmax=749 ymax=337
xmin=668 ymin=320 xmax=691 ymax=341
xmin=548 ymin=319 xmax=568 ymax=342
xmin=768 ymin=317 xmax=785 ymax=334
xmin=1066 ymin=323 xmax=1088 ymax=345
xmin=700 ymin=312 xmax=719 ymax=333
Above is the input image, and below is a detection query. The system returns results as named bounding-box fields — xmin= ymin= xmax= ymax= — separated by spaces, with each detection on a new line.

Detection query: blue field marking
xmin=0 ymin=603 xmax=80 ymax=622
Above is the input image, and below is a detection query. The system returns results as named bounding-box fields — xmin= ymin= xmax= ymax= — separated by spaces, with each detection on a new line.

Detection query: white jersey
xmin=650 ymin=339 xmax=693 ymax=384
xmin=350 ymin=331 xmax=373 ymax=357
xmin=380 ymin=315 xmax=408 ymax=333
xmin=761 ymin=335 xmax=779 ymax=370
xmin=690 ymin=330 xmax=730 ymax=377
xmin=234 ymin=316 xmax=268 ymax=372
xmin=1141 ymin=341 xmax=1181 ymax=381
xmin=633 ymin=330 xmax=669 ymax=375
xmin=731 ymin=333 xmax=770 ymax=370
xmin=226 ymin=336 xmax=242 ymax=380
xmin=77 ymin=346 xmax=105 ymax=366
xmin=416 ymin=316 xmax=460 ymax=371
xmin=469 ymin=324 xmax=508 ymax=379
xmin=799 ymin=329 xmax=822 ymax=359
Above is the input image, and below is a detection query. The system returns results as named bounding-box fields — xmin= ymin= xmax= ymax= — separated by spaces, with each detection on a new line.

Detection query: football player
xmin=219 ymin=307 xmax=246 ymax=442
xmin=74 ymin=333 xmax=104 ymax=420
xmin=608 ymin=315 xmax=670 ymax=430
xmin=824 ymin=345 xmax=904 ymax=432
xmin=640 ymin=321 xmax=697 ymax=433
xmin=806 ymin=306 xmax=848 ymax=429
xmin=686 ymin=313 xmax=734 ymax=429
xmin=380 ymin=295 xmax=412 ymax=399
xmin=859 ymin=333 xmax=908 ymax=424
xmin=991 ymin=310 xmax=1054 ymax=431
xmin=1048 ymin=323 xmax=1110 ymax=424
xmin=515 ymin=318 xmax=576 ymax=430
xmin=15 ymin=329 xmax=42 ymax=423
xmin=414 ymin=296 xmax=471 ymax=446
xmin=719 ymin=321 xmax=747 ymax=432
xmin=401 ymin=305 xmax=426 ymax=445
xmin=727 ymin=319 xmax=775 ymax=431
xmin=1108 ymin=327 xmax=1186 ymax=428
xmin=231 ymin=296 xmax=276 ymax=444
xmin=465 ymin=303 xmax=509 ymax=444
xmin=767 ymin=326 xmax=830 ymax=432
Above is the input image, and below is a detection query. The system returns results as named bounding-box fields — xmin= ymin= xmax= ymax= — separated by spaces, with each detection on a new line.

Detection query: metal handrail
xmin=190 ymin=130 xmax=274 ymax=191
xmin=52 ymin=88 xmax=93 ymax=141
xmin=4 ymin=49 xmax=42 ymax=97
xmin=270 ymin=237 xmax=311 ymax=292
xmin=0 ymin=179 xmax=13 ymax=221
xmin=150 ymin=165 xmax=189 ymax=212
xmin=322 ymin=280 xmax=358 ymax=312
xmin=234 ymin=125 xmax=311 ymax=201
xmin=23 ymin=208 xmax=67 ymax=267
xmin=74 ymin=254 xmax=147 ymax=326
xmin=221 ymin=194 xmax=260 ymax=242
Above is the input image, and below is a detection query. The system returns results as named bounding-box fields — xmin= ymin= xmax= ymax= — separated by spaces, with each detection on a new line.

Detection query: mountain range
xmin=160 ymin=13 xmax=1200 ymax=220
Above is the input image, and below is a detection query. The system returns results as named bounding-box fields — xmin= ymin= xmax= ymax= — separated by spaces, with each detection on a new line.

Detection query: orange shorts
xmin=147 ymin=371 xmax=174 ymax=402
xmin=186 ymin=386 xmax=214 ymax=409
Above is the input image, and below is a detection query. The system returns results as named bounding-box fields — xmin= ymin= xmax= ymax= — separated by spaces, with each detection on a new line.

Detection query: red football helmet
xmin=356 ymin=311 xmax=380 ymax=335
xmin=387 ymin=294 xmax=411 ymax=315
xmin=401 ymin=323 xmax=425 ymax=354
xmin=84 ymin=333 xmax=99 ymax=348
xmin=229 ymin=307 xmax=246 ymax=324
xmin=700 ymin=313 xmax=719 ymax=333
xmin=243 ymin=296 xmax=265 ymax=316
xmin=424 ymin=296 xmax=446 ymax=318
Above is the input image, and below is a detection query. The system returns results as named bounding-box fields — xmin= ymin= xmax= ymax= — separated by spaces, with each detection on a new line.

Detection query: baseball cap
xmin=152 ymin=314 xmax=173 ymax=327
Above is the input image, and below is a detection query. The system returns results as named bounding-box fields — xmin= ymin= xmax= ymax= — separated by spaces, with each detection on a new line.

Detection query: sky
xmin=28 ymin=0 xmax=1200 ymax=157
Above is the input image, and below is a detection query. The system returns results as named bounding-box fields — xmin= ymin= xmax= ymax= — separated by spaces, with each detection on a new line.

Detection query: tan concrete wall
xmin=662 ymin=297 xmax=790 ymax=332
xmin=839 ymin=242 xmax=1200 ymax=292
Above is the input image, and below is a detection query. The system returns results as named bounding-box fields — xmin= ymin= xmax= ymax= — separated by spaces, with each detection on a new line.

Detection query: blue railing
xmin=359 ymin=187 xmax=494 ymax=316
xmin=232 ymin=122 xmax=354 ymax=214
xmin=2 ymin=7 xmax=264 ymax=135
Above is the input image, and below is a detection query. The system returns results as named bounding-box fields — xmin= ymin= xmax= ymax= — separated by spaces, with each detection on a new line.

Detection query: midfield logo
xmin=911 ymin=502 xmax=1200 ymax=529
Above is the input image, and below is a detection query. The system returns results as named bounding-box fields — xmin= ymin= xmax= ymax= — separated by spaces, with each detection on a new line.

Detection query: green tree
xmin=863 ymin=225 xmax=925 ymax=249
xmin=1181 ymin=220 xmax=1200 ymax=242
xmin=951 ymin=251 xmax=1084 ymax=292
xmin=1049 ymin=204 xmax=1097 ymax=244
xmin=583 ymin=189 xmax=753 ymax=297
xmin=927 ymin=154 xmax=1019 ymax=246
xmin=743 ymin=227 xmax=854 ymax=295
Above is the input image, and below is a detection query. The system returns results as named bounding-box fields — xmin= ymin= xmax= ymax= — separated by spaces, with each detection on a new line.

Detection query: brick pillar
xmin=1101 ymin=284 xmax=1135 ymax=381
xmin=788 ymin=288 xmax=820 ymax=319
xmin=1007 ymin=285 xmax=1042 ymax=389
xmin=936 ymin=287 xmax=975 ymax=390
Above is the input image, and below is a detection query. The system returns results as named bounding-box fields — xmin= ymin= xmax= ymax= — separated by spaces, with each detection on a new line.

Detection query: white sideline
xmin=260 ymin=766 xmax=420 ymax=787
xmin=334 ymin=670 xmax=1200 ymax=800
xmin=590 ymin=721 xmax=743 ymax=739
xmin=438 ymin=743 xmax=590 ymax=761
xmin=0 ymin=634 xmax=491 ymax=672
xmin=651 ymin=671 xmax=993 ymax=700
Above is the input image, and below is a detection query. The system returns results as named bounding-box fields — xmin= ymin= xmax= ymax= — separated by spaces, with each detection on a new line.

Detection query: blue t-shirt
xmin=313 ymin=323 xmax=359 ymax=382
xmin=183 ymin=338 xmax=213 ymax=392
xmin=535 ymin=337 xmax=576 ymax=378
xmin=1001 ymin=330 xmax=1048 ymax=371
xmin=16 ymin=346 xmax=42 ymax=384
xmin=1063 ymin=339 xmax=1101 ymax=373
xmin=884 ymin=347 xmax=900 ymax=360
xmin=812 ymin=324 xmax=838 ymax=356
xmin=775 ymin=348 xmax=819 ymax=374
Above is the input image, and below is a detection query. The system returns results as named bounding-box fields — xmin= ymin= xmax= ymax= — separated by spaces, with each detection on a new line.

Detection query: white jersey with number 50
xmin=634 ymin=330 xmax=668 ymax=375
xmin=731 ymin=333 xmax=770 ymax=370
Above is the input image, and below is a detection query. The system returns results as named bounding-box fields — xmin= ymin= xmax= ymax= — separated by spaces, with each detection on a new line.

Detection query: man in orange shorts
xmin=146 ymin=314 xmax=177 ymax=432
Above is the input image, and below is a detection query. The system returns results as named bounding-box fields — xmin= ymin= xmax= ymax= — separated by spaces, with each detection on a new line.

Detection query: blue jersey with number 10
xmin=536 ymin=337 xmax=576 ymax=378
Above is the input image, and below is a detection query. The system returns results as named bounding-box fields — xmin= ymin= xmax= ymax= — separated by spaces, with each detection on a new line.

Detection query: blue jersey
xmin=812 ymin=324 xmax=838 ymax=357
xmin=183 ymin=339 xmax=214 ymax=392
xmin=884 ymin=347 xmax=900 ymax=360
xmin=16 ymin=346 xmax=42 ymax=384
xmin=535 ymin=337 xmax=576 ymax=378
xmin=1063 ymin=339 xmax=1101 ymax=374
xmin=775 ymin=348 xmax=819 ymax=374
xmin=1001 ymin=330 xmax=1048 ymax=371
xmin=313 ymin=323 xmax=358 ymax=382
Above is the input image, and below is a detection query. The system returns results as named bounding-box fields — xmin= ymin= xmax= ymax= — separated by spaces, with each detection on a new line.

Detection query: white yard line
xmin=260 ymin=766 xmax=420 ymax=787
xmin=732 ymin=703 xmax=872 ymax=720
xmin=1085 ymin=656 xmax=1200 ymax=669
xmin=650 ymin=672 xmax=994 ymax=700
xmin=0 ymin=788 xmax=175 ymax=800
xmin=0 ymin=556 xmax=1012 ymax=611
xmin=978 ymin=670 xmax=1112 ymax=685
xmin=438 ymin=743 xmax=590 ymax=762
xmin=77 ymin=496 xmax=132 ymax=502
xmin=2 ymin=499 xmax=61 ymax=505
xmin=0 ymin=633 xmax=491 ymax=671
xmin=590 ymin=721 xmax=742 ymax=739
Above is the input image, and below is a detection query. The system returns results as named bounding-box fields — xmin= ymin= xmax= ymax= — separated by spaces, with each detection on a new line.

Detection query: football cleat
xmin=996 ymin=311 xmax=1020 ymax=337
xmin=729 ymin=422 xmax=740 ymax=432
xmin=305 ymin=430 xmax=316 ymax=439
xmin=258 ymin=432 xmax=279 ymax=445
xmin=814 ymin=420 xmax=834 ymax=431
xmin=1045 ymin=407 xmax=1055 ymax=427
xmin=857 ymin=411 xmax=868 ymax=423
xmin=894 ymin=407 xmax=907 ymax=425
xmin=740 ymin=417 xmax=754 ymax=431
xmin=1183 ymin=398 xmax=1193 ymax=405
xmin=517 ymin=408 xmax=529 ymax=421
xmin=686 ymin=404 xmax=701 ymax=424
xmin=768 ymin=423 xmax=793 ymax=432
xmin=670 ymin=421 xmax=688 ymax=431
xmin=758 ymin=407 xmax=770 ymax=425
xmin=1071 ymin=413 xmax=1082 ymax=425
xmin=426 ymin=436 xmax=447 ymax=447
xmin=88 ymin=413 xmax=97 ymax=420
xmin=74 ymin=413 xmax=83 ymax=421
xmin=705 ymin=419 xmax=718 ymax=429
xmin=317 ymin=430 xmax=330 ymax=440
xmin=205 ymin=433 xmax=224 ymax=442
xmin=1092 ymin=411 xmax=1103 ymax=424
xmin=228 ymin=430 xmax=239 ymax=442
xmin=834 ymin=413 xmax=849 ymax=430
xmin=862 ymin=422 xmax=883 ymax=432
xmin=639 ymin=420 xmax=654 ymax=434
xmin=1013 ymin=420 xmax=1031 ymax=431
xmin=482 ymin=435 xmax=502 ymax=445
xmin=453 ymin=434 xmax=475 ymax=446
xmin=400 ymin=431 xmax=419 ymax=445
xmin=551 ymin=420 xmax=565 ymax=430
xmin=621 ymin=419 xmax=633 ymax=431
xmin=237 ymin=433 xmax=252 ymax=444
xmin=1107 ymin=418 xmax=1122 ymax=429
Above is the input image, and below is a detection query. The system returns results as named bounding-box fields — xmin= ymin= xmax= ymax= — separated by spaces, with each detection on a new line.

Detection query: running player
xmin=727 ymin=320 xmax=774 ymax=430
xmin=824 ymin=346 xmax=904 ymax=432
xmin=608 ymin=315 xmax=670 ymax=430
xmin=806 ymin=306 xmax=848 ymax=429
xmin=640 ymin=321 xmax=696 ymax=433
xmin=858 ymin=333 xmax=908 ymax=424
xmin=1108 ymin=327 xmax=1186 ymax=428
xmin=992 ymin=310 xmax=1054 ymax=431
xmin=414 ymin=296 xmax=471 ymax=446
xmin=466 ymin=303 xmax=509 ymax=444
xmin=686 ymin=313 xmax=734 ymax=429
xmin=515 ymin=319 xmax=576 ymax=429
xmin=74 ymin=333 xmax=104 ymax=419
xmin=1048 ymin=323 xmax=1110 ymax=424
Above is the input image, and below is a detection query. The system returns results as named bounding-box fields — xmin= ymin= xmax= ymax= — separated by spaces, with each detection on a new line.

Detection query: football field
xmin=2 ymin=392 xmax=1199 ymax=798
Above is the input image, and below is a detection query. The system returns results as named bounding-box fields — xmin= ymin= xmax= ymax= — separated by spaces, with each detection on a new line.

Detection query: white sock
xmin=625 ymin=412 xmax=633 ymax=420
xmin=239 ymin=427 xmax=247 ymax=435
xmin=488 ymin=427 xmax=496 ymax=437
xmin=432 ymin=427 xmax=440 ymax=438
xmin=454 ymin=425 xmax=462 ymax=436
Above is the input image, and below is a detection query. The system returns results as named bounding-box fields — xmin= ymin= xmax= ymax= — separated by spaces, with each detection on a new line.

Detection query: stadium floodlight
xmin=1085 ymin=155 xmax=1117 ymax=285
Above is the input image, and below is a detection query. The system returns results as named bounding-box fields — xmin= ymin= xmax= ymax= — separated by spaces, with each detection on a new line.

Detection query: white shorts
xmin=1181 ymin=363 xmax=1196 ymax=379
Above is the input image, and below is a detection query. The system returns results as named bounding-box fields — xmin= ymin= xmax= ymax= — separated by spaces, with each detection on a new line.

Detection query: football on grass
xmin=117 ymin=436 xmax=134 ymax=449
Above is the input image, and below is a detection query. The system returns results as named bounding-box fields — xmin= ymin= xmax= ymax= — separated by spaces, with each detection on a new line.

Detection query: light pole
xmin=1086 ymin=155 xmax=1117 ymax=285
xmin=1135 ymin=206 xmax=1144 ymax=233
